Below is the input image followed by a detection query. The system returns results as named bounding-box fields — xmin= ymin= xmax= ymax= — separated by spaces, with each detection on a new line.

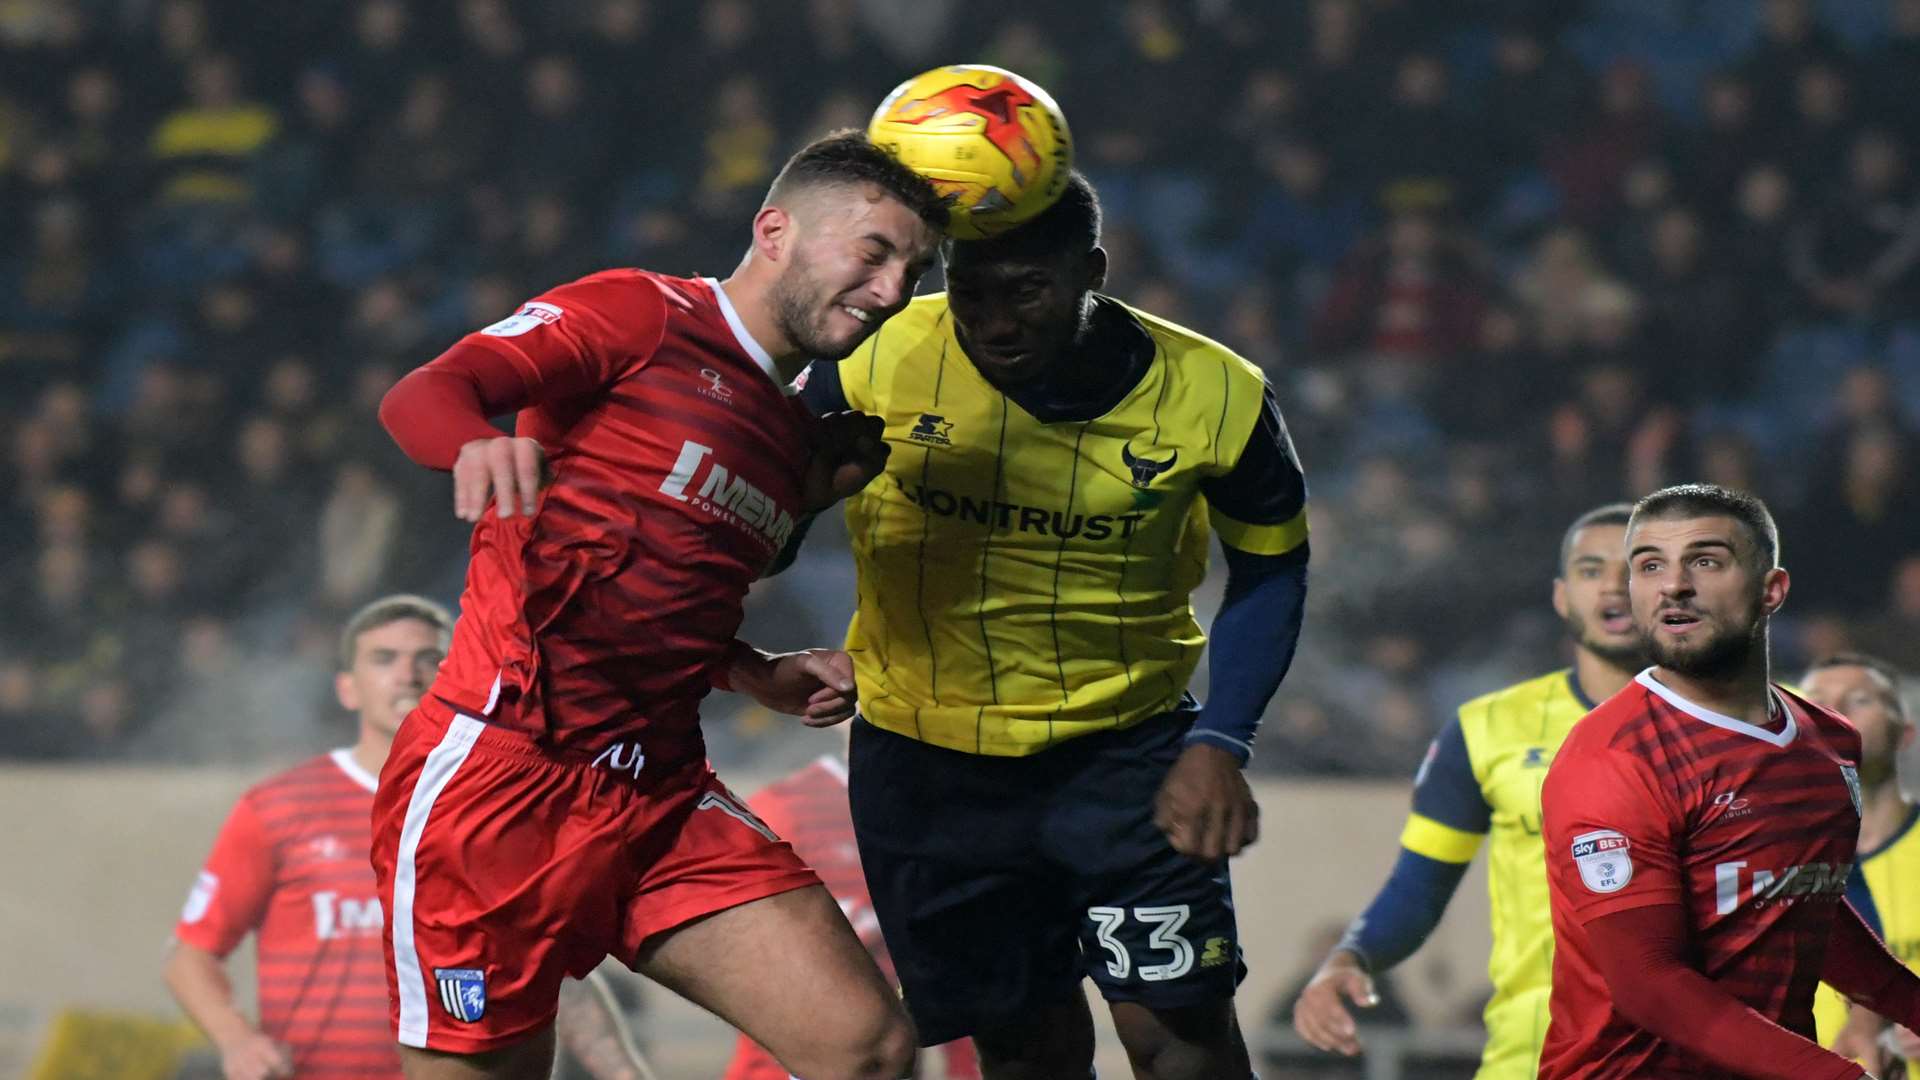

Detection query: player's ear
xmin=335 ymin=670 xmax=360 ymax=712
xmin=1551 ymin=576 xmax=1570 ymax=620
xmin=1760 ymin=566 xmax=1790 ymax=615
xmin=752 ymin=205 xmax=794 ymax=264
xmin=1085 ymin=246 xmax=1108 ymax=292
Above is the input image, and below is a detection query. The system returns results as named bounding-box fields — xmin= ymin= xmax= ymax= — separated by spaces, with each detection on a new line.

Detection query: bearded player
xmin=1540 ymin=483 xmax=1920 ymax=1079
xmin=1292 ymin=503 xmax=1644 ymax=1077
xmin=373 ymin=132 xmax=945 ymax=1080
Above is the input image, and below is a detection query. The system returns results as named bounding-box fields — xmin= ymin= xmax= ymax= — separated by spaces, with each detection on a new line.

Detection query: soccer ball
xmin=868 ymin=64 xmax=1072 ymax=240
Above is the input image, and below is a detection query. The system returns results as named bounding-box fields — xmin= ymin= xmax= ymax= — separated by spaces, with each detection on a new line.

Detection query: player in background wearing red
xmin=1540 ymin=483 xmax=1920 ymax=1079
xmin=724 ymin=739 xmax=980 ymax=1080
xmin=372 ymin=131 xmax=946 ymax=1080
xmin=164 ymin=596 xmax=654 ymax=1080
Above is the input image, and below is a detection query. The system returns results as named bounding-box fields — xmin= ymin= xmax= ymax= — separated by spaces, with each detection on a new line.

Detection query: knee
xmin=792 ymin=1001 xmax=916 ymax=1080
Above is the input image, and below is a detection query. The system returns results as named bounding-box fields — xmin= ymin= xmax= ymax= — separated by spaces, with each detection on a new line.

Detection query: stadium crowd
xmin=3 ymin=0 xmax=1918 ymax=773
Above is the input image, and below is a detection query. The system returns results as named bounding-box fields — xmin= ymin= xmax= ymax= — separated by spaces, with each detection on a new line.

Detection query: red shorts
xmin=371 ymin=697 xmax=818 ymax=1053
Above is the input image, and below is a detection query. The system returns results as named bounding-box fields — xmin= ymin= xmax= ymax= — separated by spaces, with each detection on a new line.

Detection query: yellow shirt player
xmin=1807 ymin=654 xmax=1919 ymax=1077
xmin=1291 ymin=505 xmax=1646 ymax=1078
xmin=788 ymin=173 xmax=1309 ymax=1079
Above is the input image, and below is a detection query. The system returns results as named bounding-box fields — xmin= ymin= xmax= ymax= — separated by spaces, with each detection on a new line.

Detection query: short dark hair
xmin=339 ymin=594 xmax=454 ymax=670
xmin=950 ymin=170 xmax=1101 ymax=261
xmin=1559 ymin=502 xmax=1635 ymax=576
xmin=1629 ymin=483 xmax=1779 ymax=569
xmin=1804 ymin=652 xmax=1909 ymax=719
xmin=765 ymin=129 xmax=949 ymax=230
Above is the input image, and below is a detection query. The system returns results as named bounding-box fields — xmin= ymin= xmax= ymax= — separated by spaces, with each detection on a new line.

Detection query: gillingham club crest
xmin=434 ymin=967 xmax=487 ymax=1023
xmin=1841 ymin=764 xmax=1862 ymax=817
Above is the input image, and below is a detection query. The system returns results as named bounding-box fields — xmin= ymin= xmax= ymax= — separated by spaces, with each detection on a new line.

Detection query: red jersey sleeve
xmin=458 ymin=270 xmax=670 ymax=403
xmin=1543 ymin=744 xmax=1687 ymax=922
xmin=174 ymin=794 xmax=276 ymax=957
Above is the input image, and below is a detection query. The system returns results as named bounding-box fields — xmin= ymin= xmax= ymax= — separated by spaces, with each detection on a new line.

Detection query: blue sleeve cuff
xmin=1183 ymin=728 xmax=1253 ymax=765
xmin=1337 ymin=846 xmax=1472 ymax=973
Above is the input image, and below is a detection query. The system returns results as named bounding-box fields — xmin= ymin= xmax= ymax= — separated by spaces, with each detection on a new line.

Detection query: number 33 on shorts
xmin=1085 ymin=905 xmax=1238 ymax=984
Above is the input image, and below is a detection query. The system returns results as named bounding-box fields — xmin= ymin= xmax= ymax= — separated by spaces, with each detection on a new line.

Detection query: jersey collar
xmin=705 ymin=278 xmax=798 ymax=396
xmin=329 ymin=747 xmax=379 ymax=792
xmin=1634 ymin=668 xmax=1798 ymax=748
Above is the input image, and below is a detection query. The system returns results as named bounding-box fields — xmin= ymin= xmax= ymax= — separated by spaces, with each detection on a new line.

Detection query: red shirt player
xmin=165 ymin=597 xmax=453 ymax=1080
xmin=1541 ymin=484 xmax=1920 ymax=1080
xmin=371 ymin=131 xmax=945 ymax=1080
xmin=725 ymin=752 xmax=981 ymax=1080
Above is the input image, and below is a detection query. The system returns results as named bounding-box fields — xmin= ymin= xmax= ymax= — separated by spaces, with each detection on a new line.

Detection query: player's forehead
xmin=351 ymin=616 xmax=448 ymax=656
xmin=800 ymin=182 xmax=935 ymax=249
xmin=945 ymin=244 xmax=1064 ymax=286
xmin=1626 ymin=513 xmax=1748 ymax=556
xmin=1566 ymin=522 xmax=1628 ymax=565
xmin=1803 ymin=663 xmax=1897 ymax=704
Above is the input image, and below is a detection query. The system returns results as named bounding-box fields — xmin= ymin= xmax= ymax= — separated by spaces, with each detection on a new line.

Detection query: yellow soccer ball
xmin=868 ymin=64 xmax=1072 ymax=240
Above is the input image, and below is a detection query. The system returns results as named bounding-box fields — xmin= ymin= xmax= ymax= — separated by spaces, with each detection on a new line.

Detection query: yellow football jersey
xmin=1815 ymin=806 xmax=1920 ymax=1077
xmin=832 ymin=293 xmax=1306 ymax=755
xmin=1398 ymin=669 xmax=1596 ymax=1079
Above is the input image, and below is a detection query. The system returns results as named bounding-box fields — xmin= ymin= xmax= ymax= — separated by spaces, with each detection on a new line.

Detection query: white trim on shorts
xmin=391 ymin=713 xmax=486 ymax=1048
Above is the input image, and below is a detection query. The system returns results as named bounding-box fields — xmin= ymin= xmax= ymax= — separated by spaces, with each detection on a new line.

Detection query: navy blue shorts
xmin=847 ymin=713 xmax=1246 ymax=1045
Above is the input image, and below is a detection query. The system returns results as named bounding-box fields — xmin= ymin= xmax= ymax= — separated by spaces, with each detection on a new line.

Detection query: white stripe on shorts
xmin=391 ymin=714 xmax=485 ymax=1047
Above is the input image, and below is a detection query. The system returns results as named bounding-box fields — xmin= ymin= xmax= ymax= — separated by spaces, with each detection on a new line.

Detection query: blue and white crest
xmin=1841 ymin=764 xmax=1862 ymax=817
xmin=434 ymin=967 xmax=486 ymax=1022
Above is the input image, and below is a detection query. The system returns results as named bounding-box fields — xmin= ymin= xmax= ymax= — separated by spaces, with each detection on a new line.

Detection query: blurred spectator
xmin=1639 ymin=206 xmax=1756 ymax=401
xmin=1546 ymin=61 xmax=1663 ymax=226
xmin=1787 ymin=129 xmax=1920 ymax=321
xmin=1481 ymin=21 xmax=1588 ymax=173
xmin=148 ymin=53 xmax=279 ymax=206
xmin=1792 ymin=426 xmax=1920 ymax=615
xmin=1738 ymin=0 xmax=1850 ymax=118
xmin=1312 ymin=203 xmax=1491 ymax=378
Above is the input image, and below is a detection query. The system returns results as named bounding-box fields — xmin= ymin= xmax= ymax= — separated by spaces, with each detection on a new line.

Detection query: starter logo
xmin=908 ymin=413 xmax=954 ymax=446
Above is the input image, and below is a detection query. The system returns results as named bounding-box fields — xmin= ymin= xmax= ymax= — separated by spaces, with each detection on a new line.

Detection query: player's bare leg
xmin=396 ymin=1024 xmax=556 ymax=1080
xmin=1109 ymin=999 xmax=1251 ymax=1080
xmin=635 ymin=883 xmax=914 ymax=1080
xmin=972 ymin=985 xmax=1096 ymax=1080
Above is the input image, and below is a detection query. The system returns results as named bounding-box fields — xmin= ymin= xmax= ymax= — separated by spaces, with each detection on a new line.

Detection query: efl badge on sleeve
xmin=1571 ymin=829 xmax=1633 ymax=894
xmin=434 ymin=968 xmax=487 ymax=1023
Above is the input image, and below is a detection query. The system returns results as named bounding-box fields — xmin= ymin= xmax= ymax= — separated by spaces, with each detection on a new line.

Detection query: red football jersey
xmin=723 ymin=756 xmax=979 ymax=1080
xmin=429 ymin=271 xmax=814 ymax=761
xmin=1539 ymin=671 xmax=1864 ymax=1079
xmin=176 ymin=751 xmax=399 ymax=1078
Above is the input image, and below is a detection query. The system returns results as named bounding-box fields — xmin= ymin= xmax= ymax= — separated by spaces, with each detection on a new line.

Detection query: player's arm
xmin=378 ymin=275 xmax=666 ymax=521
xmin=555 ymin=970 xmax=658 ymax=1080
xmin=1294 ymin=719 xmax=1487 ymax=1055
xmin=1546 ymin=749 xmax=1870 ymax=1080
xmin=1154 ymin=383 xmax=1307 ymax=860
xmin=1822 ymin=896 xmax=1920 ymax=1037
xmin=163 ymin=797 xmax=293 ymax=1080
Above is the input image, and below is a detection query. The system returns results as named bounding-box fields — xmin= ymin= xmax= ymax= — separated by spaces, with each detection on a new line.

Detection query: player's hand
xmin=732 ymin=648 xmax=859 ymax=726
xmin=1832 ymin=1007 xmax=1891 ymax=1073
xmin=453 ymin=436 xmax=547 ymax=522
xmin=217 ymin=1031 xmax=294 ymax=1080
xmin=1153 ymin=742 xmax=1259 ymax=862
xmin=1292 ymin=949 xmax=1378 ymax=1057
xmin=803 ymin=411 xmax=889 ymax=511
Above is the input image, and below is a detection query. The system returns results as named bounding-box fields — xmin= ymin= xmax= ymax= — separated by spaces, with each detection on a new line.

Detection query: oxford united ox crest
xmin=1121 ymin=444 xmax=1176 ymax=488
xmin=434 ymin=967 xmax=487 ymax=1022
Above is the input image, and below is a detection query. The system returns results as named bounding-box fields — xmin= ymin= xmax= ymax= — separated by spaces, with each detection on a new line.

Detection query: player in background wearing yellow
xmin=1809 ymin=654 xmax=1917 ymax=1076
xmin=786 ymin=173 xmax=1310 ymax=1079
xmin=1291 ymin=504 xmax=1644 ymax=1078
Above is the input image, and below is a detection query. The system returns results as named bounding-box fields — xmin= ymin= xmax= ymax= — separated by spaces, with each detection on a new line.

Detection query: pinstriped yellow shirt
xmin=831 ymin=293 xmax=1306 ymax=756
